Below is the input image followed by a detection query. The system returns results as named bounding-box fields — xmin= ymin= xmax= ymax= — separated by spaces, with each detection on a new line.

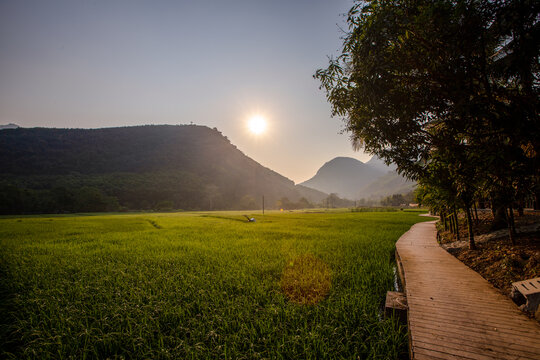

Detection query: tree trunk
xmin=509 ymin=205 xmax=516 ymax=234
xmin=490 ymin=205 xmax=507 ymax=231
xmin=465 ymin=207 xmax=476 ymax=250
xmin=453 ymin=208 xmax=460 ymax=241
xmin=506 ymin=207 xmax=516 ymax=245
xmin=535 ymin=192 xmax=540 ymax=211
xmin=442 ymin=211 xmax=448 ymax=231
xmin=478 ymin=198 xmax=486 ymax=209
xmin=473 ymin=202 xmax=479 ymax=225
xmin=517 ymin=200 xmax=524 ymax=216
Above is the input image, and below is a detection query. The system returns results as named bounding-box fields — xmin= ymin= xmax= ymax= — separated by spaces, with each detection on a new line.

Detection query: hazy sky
xmin=0 ymin=0 xmax=371 ymax=183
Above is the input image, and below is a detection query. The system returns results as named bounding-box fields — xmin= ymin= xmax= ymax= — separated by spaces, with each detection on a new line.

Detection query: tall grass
xmin=0 ymin=211 xmax=428 ymax=359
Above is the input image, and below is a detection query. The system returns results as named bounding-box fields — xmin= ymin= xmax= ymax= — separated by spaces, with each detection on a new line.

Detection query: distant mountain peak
xmin=315 ymin=157 xmax=366 ymax=176
xmin=366 ymin=155 xmax=396 ymax=172
xmin=300 ymin=156 xmax=384 ymax=199
xmin=0 ymin=123 xmax=19 ymax=130
xmin=300 ymin=155 xmax=413 ymax=200
xmin=324 ymin=156 xmax=363 ymax=164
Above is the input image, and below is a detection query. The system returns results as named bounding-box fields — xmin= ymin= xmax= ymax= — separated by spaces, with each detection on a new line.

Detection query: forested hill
xmin=0 ymin=125 xmax=326 ymax=214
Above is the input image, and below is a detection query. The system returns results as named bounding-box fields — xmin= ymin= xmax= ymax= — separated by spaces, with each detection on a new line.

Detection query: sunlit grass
xmin=280 ymin=254 xmax=332 ymax=305
xmin=0 ymin=210 xmax=429 ymax=359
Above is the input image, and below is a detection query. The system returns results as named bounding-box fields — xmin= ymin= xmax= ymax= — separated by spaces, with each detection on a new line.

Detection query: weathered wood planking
xmin=396 ymin=220 xmax=540 ymax=359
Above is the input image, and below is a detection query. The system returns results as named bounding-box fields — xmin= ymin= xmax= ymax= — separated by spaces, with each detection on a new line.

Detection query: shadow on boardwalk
xmin=396 ymin=220 xmax=540 ymax=359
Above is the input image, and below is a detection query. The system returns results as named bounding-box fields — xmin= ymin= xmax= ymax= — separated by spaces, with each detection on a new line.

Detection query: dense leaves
xmin=316 ymin=0 xmax=539 ymax=248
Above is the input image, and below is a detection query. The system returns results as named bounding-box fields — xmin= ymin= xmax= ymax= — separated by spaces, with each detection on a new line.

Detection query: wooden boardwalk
xmin=396 ymin=219 xmax=540 ymax=359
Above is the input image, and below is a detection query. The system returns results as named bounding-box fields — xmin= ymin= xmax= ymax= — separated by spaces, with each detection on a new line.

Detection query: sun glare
xmin=248 ymin=115 xmax=267 ymax=135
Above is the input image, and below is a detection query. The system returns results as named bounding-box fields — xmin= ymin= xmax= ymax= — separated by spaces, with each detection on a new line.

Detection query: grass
xmin=0 ymin=210 xmax=429 ymax=359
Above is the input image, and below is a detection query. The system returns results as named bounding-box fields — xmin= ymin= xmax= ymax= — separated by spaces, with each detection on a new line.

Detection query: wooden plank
xmin=395 ymin=220 xmax=540 ymax=360
xmin=414 ymin=342 xmax=493 ymax=360
xmin=409 ymin=316 xmax=540 ymax=339
xmin=385 ymin=291 xmax=408 ymax=323
xmin=414 ymin=347 xmax=481 ymax=360
xmin=414 ymin=353 xmax=450 ymax=360
xmin=410 ymin=322 xmax=540 ymax=355
xmin=407 ymin=293 xmax=520 ymax=308
xmin=411 ymin=317 xmax=540 ymax=349
xmin=407 ymin=294 xmax=516 ymax=307
xmin=407 ymin=300 xmax=536 ymax=322
xmin=409 ymin=313 xmax=540 ymax=340
xmin=406 ymin=292 xmax=512 ymax=306
xmin=512 ymin=277 xmax=540 ymax=297
xmin=413 ymin=339 xmax=523 ymax=360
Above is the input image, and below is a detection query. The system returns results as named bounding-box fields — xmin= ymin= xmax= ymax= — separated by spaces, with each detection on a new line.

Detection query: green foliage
xmin=350 ymin=207 xmax=398 ymax=213
xmin=0 ymin=211 xmax=430 ymax=359
xmin=380 ymin=192 xmax=415 ymax=207
xmin=154 ymin=200 xmax=174 ymax=212
xmin=322 ymin=193 xmax=354 ymax=208
xmin=276 ymin=196 xmax=314 ymax=210
xmin=0 ymin=126 xmax=327 ymax=214
xmin=316 ymin=0 xmax=539 ymax=226
xmin=237 ymin=195 xmax=258 ymax=210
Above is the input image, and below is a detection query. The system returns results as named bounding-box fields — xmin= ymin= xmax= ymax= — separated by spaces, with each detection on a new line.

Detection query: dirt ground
xmin=437 ymin=210 xmax=540 ymax=319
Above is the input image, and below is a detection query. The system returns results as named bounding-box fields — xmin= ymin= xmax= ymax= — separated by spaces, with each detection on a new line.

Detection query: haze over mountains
xmin=0 ymin=125 xmax=325 ymax=214
xmin=300 ymin=156 xmax=415 ymax=200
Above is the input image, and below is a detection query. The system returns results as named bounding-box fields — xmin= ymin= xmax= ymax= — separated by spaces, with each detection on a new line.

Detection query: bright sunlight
xmin=247 ymin=115 xmax=267 ymax=135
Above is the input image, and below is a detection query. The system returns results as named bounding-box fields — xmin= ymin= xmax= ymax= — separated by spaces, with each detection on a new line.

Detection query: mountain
xmin=299 ymin=157 xmax=385 ymax=199
xmin=360 ymin=155 xmax=415 ymax=198
xmin=300 ymin=156 xmax=416 ymax=201
xmin=0 ymin=123 xmax=19 ymax=130
xmin=0 ymin=125 xmax=326 ymax=214
xmin=365 ymin=155 xmax=397 ymax=172
xmin=356 ymin=171 xmax=416 ymax=200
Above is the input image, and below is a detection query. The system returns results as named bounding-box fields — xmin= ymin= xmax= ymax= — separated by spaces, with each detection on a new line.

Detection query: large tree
xmin=316 ymin=0 xmax=539 ymax=241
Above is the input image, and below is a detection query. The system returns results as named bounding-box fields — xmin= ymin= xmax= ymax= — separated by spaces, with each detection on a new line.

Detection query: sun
xmin=248 ymin=115 xmax=267 ymax=135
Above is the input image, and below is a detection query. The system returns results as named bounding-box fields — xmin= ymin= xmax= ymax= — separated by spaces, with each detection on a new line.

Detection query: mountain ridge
xmin=300 ymin=156 xmax=415 ymax=200
xmin=0 ymin=125 xmax=326 ymax=214
xmin=300 ymin=157 xmax=384 ymax=199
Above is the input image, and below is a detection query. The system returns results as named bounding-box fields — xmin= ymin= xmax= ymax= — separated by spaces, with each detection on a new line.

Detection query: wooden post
xmin=465 ymin=207 xmax=476 ymax=250
xmin=453 ymin=208 xmax=460 ymax=241
xmin=262 ymin=196 xmax=265 ymax=215
xmin=507 ymin=206 xmax=516 ymax=245
xmin=442 ymin=211 xmax=448 ymax=231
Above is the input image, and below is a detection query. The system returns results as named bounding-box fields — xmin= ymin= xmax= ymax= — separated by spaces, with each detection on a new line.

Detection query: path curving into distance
xmin=396 ymin=219 xmax=540 ymax=359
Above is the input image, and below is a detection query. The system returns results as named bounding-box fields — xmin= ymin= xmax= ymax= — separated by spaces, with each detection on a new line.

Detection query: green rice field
xmin=0 ymin=209 xmax=429 ymax=359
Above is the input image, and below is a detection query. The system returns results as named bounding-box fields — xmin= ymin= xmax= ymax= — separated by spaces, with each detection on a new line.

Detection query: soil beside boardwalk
xmin=396 ymin=218 xmax=540 ymax=359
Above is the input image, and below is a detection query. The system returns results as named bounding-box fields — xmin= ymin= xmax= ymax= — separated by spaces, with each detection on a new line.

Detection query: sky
xmin=0 ymin=0 xmax=371 ymax=183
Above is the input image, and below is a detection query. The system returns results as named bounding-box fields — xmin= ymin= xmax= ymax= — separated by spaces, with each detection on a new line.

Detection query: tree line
xmin=316 ymin=0 xmax=539 ymax=249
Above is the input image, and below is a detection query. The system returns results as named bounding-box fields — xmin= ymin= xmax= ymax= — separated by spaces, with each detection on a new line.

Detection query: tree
xmin=316 ymin=0 xmax=539 ymax=244
xmin=297 ymin=197 xmax=313 ymax=209
xmin=276 ymin=197 xmax=293 ymax=210
xmin=238 ymin=195 xmax=257 ymax=210
xmin=381 ymin=194 xmax=406 ymax=207
xmin=318 ymin=1 xmax=493 ymax=174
